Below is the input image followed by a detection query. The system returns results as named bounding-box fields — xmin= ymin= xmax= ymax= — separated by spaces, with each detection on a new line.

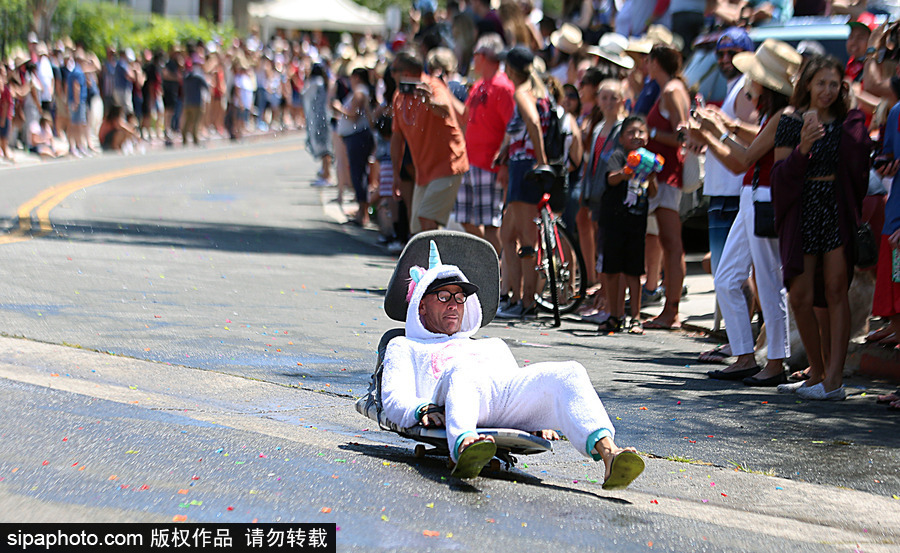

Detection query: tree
xmin=0 ymin=0 xmax=29 ymax=57
xmin=30 ymin=0 xmax=59 ymax=41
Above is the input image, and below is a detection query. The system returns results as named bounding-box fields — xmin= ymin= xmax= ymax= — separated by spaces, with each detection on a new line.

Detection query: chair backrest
xmin=383 ymin=230 xmax=500 ymax=327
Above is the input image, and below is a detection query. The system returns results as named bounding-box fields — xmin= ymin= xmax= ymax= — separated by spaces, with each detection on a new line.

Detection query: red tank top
xmin=742 ymin=119 xmax=774 ymax=188
xmin=646 ymin=98 xmax=684 ymax=188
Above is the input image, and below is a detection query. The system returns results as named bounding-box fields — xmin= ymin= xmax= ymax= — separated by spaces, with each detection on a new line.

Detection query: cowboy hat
xmin=646 ymin=25 xmax=684 ymax=52
xmin=11 ymin=48 xmax=29 ymax=67
xmin=550 ymin=23 xmax=583 ymax=55
xmin=586 ymin=33 xmax=635 ymax=69
xmin=625 ymin=37 xmax=653 ymax=55
xmin=732 ymin=39 xmax=802 ymax=97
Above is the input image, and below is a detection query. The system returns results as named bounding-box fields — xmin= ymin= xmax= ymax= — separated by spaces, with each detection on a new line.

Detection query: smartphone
xmin=803 ymin=111 xmax=819 ymax=127
xmin=398 ymin=81 xmax=423 ymax=95
xmin=873 ymin=155 xmax=891 ymax=170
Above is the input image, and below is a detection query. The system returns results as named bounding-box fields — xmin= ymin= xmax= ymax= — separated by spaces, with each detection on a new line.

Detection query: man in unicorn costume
xmin=381 ymin=241 xmax=645 ymax=486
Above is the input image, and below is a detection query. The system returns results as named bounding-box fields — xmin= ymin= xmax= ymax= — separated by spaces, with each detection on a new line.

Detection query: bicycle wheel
xmin=535 ymin=219 xmax=586 ymax=315
xmin=538 ymin=207 xmax=561 ymax=325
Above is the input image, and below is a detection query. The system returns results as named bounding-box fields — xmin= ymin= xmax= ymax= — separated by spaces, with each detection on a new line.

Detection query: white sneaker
xmin=776 ymin=381 xmax=807 ymax=394
xmin=311 ymin=178 xmax=332 ymax=187
xmin=796 ymin=382 xmax=846 ymax=401
xmin=386 ymin=240 xmax=405 ymax=254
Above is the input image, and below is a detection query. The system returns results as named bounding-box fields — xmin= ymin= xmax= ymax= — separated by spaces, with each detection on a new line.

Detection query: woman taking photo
xmin=333 ymin=66 xmax=376 ymax=227
xmin=687 ymin=39 xmax=800 ymax=386
xmin=770 ymin=55 xmax=871 ymax=401
xmin=496 ymin=46 xmax=549 ymax=320
xmin=643 ymin=44 xmax=690 ymax=330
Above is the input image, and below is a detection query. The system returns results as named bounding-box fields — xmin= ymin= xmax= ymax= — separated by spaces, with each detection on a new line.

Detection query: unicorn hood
xmin=405 ymin=241 xmax=483 ymax=342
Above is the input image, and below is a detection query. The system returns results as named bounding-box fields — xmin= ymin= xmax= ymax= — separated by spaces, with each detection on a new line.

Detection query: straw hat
xmin=732 ymin=39 xmax=802 ymax=97
xmin=625 ymin=37 xmax=653 ymax=55
xmin=646 ymin=25 xmax=684 ymax=52
xmin=11 ymin=48 xmax=28 ymax=67
xmin=586 ymin=33 xmax=635 ymax=69
xmin=426 ymin=47 xmax=458 ymax=74
xmin=550 ymin=23 xmax=583 ymax=55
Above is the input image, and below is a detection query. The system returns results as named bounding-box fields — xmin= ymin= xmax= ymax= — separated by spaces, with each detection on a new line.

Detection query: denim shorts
xmin=70 ymin=102 xmax=87 ymax=125
xmin=506 ymin=158 xmax=542 ymax=204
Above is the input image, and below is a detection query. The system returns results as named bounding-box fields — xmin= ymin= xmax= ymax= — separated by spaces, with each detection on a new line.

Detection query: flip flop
xmin=788 ymin=369 xmax=811 ymax=382
xmin=602 ymin=451 xmax=645 ymax=490
xmin=698 ymin=344 xmax=731 ymax=364
xmin=451 ymin=439 xmax=497 ymax=479
xmin=643 ymin=319 xmax=681 ymax=331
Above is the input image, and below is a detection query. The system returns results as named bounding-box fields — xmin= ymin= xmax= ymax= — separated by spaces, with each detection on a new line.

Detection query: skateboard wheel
xmin=488 ymin=459 xmax=501 ymax=471
xmin=414 ymin=444 xmax=426 ymax=458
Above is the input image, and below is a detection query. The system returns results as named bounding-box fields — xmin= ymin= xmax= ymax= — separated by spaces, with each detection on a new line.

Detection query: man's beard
xmin=720 ymin=65 xmax=740 ymax=80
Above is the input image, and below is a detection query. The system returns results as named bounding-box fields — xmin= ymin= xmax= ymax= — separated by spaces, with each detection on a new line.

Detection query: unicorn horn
xmin=428 ymin=240 xmax=442 ymax=269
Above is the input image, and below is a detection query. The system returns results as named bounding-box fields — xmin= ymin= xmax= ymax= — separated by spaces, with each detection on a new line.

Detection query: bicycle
xmin=525 ymin=166 xmax=587 ymax=327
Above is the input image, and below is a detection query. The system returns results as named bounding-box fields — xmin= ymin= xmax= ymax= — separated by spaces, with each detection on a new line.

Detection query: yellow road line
xmin=1 ymin=144 xmax=301 ymax=245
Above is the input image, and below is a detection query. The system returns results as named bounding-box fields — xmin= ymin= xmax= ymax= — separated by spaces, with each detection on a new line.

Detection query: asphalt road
xmin=0 ymin=135 xmax=898 ymax=552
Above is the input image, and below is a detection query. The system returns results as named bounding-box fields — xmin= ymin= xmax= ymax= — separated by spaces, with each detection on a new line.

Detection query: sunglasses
xmin=716 ymin=50 xmax=741 ymax=59
xmin=429 ymin=290 xmax=468 ymax=304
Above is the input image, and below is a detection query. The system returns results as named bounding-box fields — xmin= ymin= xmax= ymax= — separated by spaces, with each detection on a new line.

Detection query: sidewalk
xmin=0 ymin=125 xmax=303 ymax=169
xmin=320 ymin=186 xmax=900 ymax=384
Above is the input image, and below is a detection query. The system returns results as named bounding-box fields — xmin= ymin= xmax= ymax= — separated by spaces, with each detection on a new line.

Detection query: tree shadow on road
xmin=2 ymin=216 xmax=394 ymax=258
xmin=340 ymin=441 xmax=632 ymax=505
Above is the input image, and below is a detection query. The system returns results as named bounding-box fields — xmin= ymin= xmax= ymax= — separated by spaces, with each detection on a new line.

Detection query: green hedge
xmin=47 ymin=0 xmax=236 ymax=57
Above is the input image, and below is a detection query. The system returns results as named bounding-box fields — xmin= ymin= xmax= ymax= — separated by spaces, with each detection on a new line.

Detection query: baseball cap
xmin=424 ymin=276 xmax=479 ymax=297
xmin=501 ymin=45 xmax=534 ymax=73
xmin=716 ymin=27 xmax=753 ymax=53
xmin=848 ymin=12 xmax=878 ymax=33
xmin=796 ymin=40 xmax=825 ymax=57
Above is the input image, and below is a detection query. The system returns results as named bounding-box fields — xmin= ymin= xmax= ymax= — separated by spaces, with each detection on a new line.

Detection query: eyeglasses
xmin=429 ymin=290 xmax=467 ymax=304
xmin=716 ymin=50 xmax=740 ymax=59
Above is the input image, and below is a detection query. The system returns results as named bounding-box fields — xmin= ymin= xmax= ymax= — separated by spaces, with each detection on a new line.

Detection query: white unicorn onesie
xmin=380 ymin=241 xmax=644 ymax=485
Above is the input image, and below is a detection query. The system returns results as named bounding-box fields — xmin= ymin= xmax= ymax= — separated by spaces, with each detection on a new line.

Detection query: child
xmin=599 ymin=116 xmax=659 ymax=334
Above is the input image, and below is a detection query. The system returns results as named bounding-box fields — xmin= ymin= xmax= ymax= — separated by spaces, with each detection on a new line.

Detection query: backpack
xmin=541 ymin=96 xmax=568 ymax=167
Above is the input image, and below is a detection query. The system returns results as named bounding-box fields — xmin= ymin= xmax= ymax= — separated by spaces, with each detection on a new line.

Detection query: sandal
xmin=788 ymin=368 xmax=811 ymax=382
xmin=698 ymin=344 xmax=731 ymax=364
xmin=598 ymin=316 xmax=620 ymax=334
xmin=876 ymin=390 xmax=900 ymax=404
xmin=451 ymin=439 xmax=497 ymax=479
xmin=628 ymin=319 xmax=644 ymax=334
xmin=602 ymin=451 xmax=645 ymax=490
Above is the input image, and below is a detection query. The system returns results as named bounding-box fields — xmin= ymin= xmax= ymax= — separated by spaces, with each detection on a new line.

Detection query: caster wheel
xmin=414 ymin=444 xmax=426 ymax=459
xmin=488 ymin=459 xmax=502 ymax=472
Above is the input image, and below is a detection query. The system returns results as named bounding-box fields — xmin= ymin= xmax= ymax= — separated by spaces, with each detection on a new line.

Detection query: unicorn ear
xmin=428 ymin=240 xmax=442 ymax=270
xmin=409 ymin=265 xmax=426 ymax=283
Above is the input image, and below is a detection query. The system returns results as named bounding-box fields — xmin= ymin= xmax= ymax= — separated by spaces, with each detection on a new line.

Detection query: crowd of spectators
xmin=4 ymin=0 xmax=900 ymax=404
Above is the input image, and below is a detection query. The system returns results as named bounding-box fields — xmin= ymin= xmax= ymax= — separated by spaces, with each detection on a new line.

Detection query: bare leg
xmin=604 ymin=273 xmax=622 ymax=320
xmin=789 ymin=255 xmax=826 ymax=386
xmin=576 ymin=207 xmax=597 ymax=286
xmin=482 ymin=225 xmax=502 ymax=257
xmin=821 ymin=247 xmax=850 ymax=392
xmin=501 ymin=209 xmax=522 ymax=304
xmin=651 ymin=207 xmax=684 ymax=327
xmin=644 ymin=232 xmax=662 ymax=293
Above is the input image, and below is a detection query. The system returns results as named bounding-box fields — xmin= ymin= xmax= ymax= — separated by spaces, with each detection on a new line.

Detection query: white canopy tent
xmin=248 ymin=0 xmax=386 ymax=35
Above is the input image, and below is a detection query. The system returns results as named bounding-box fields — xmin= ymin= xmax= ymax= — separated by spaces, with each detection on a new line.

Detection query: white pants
xmin=431 ymin=361 xmax=615 ymax=461
xmin=714 ymin=186 xmax=790 ymax=359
